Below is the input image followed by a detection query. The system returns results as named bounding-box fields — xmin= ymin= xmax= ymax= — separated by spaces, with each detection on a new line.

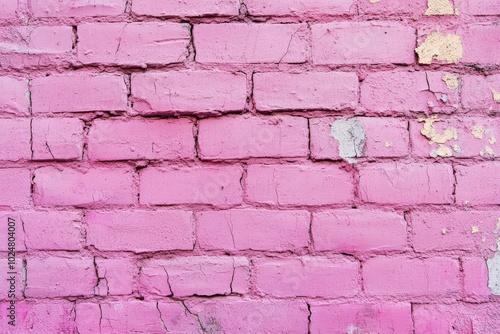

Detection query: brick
xmin=0 ymin=301 xmax=77 ymax=334
xmin=254 ymin=72 xmax=358 ymax=111
xmin=21 ymin=211 xmax=83 ymax=251
xmin=363 ymin=257 xmax=460 ymax=297
xmin=359 ymin=163 xmax=454 ymax=205
xmin=462 ymin=25 xmax=500 ymax=65
xmin=195 ymin=23 xmax=307 ymax=63
xmin=412 ymin=211 xmax=500 ymax=254
xmin=312 ymin=22 xmax=415 ymax=65
xmin=32 ymin=73 xmax=127 ymax=114
xmin=86 ymin=210 xmax=194 ymax=252
xmin=132 ymin=0 xmax=240 ymax=17
xmin=185 ymin=298 xmax=309 ymax=334
xmin=0 ymin=168 xmax=31 ymax=207
xmin=0 ymin=119 xmax=31 ymax=161
xmin=0 ymin=77 xmax=29 ymax=115
xmin=32 ymin=118 xmax=84 ymax=160
xmin=140 ymin=166 xmax=243 ymax=207
xmin=410 ymin=117 xmax=500 ymax=158
xmin=463 ymin=257 xmax=491 ymax=302
xmin=78 ymin=23 xmax=190 ymax=66
xmin=95 ymin=258 xmax=136 ymax=296
xmin=26 ymin=257 xmax=96 ymax=297
xmin=140 ymin=256 xmax=249 ymax=297
xmin=456 ymin=163 xmax=500 ymax=205
xmin=310 ymin=303 xmax=413 ymax=334
xmin=88 ymin=118 xmax=195 ymax=161
xmin=31 ymin=0 xmax=126 ymax=17
xmin=33 ymin=167 xmax=136 ymax=207
xmin=310 ymin=117 xmax=409 ymax=160
xmin=0 ymin=26 xmax=73 ymax=55
xmin=359 ymin=0 xmax=427 ymax=15
xmin=462 ymin=0 xmax=500 ymax=15
xmin=462 ymin=74 xmax=500 ymax=111
xmin=254 ymin=257 xmax=359 ymax=297
xmin=246 ymin=164 xmax=353 ymax=206
xmin=198 ymin=115 xmax=308 ymax=160
xmin=246 ymin=0 xmax=355 ymax=16
xmin=131 ymin=71 xmax=247 ymax=115
xmin=0 ymin=0 xmax=17 ymax=18
xmin=313 ymin=210 xmax=408 ymax=253
xmin=76 ymin=301 xmax=199 ymax=334
xmin=361 ymin=71 xmax=459 ymax=113
xmin=196 ymin=209 xmax=310 ymax=251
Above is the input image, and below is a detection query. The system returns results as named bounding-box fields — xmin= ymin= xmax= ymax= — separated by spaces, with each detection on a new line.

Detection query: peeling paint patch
xmin=415 ymin=32 xmax=463 ymax=64
xmin=472 ymin=226 xmax=480 ymax=234
xmin=369 ymin=0 xmax=381 ymax=3
xmin=472 ymin=125 xmax=485 ymax=139
xmin=385 ymin=141 xmax=393 ymax=148
xmin=330 ymin=118 xmax=366 ymax=164
xmin=482 ymin=146 xmax=495 ymax=156
xmin=425 ymin=0 xmax=456 ymax=15
xmin=489 ymin=135 xmax=497 ymax=145
xmin=493 ymin=90 xmax=500 ymax=102
xmin=488 ymin=241 xmax=500 ymax=295
xmin=419 ymin=116 xmax=458 ymax=157
xmin=442 ymin=74 xmax=459 ymax=90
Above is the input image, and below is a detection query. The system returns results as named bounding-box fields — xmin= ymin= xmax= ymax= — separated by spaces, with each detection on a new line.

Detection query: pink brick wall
xmin=0 ymin=0 xmax=499 ymax=333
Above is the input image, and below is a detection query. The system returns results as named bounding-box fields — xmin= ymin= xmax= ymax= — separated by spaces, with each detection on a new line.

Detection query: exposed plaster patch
xmin=419 ymin=117 xmax=458 ymax=157
xmin=425 ymin=0 xmax=456 ymax=15
xmin=472 ymin=125 xmax=485 ymax=139
xmin=483 ymin=146 xmax=495 ymax=156
xmin=369 ymin=0 xmax=381 ymax=3
xmin=472 ymin=226 xmax=480 ymax=234
xmin=415 ymin=32 xmax=463 ymax=64
xmin=488 ymin=241 xmax=500 ymax=295
xmin=385 ymin=141 xmax=393 ymax=148
xmin=442 ymin=74 xmax=459 ymax=90
xmin=452 ymin=144 xmax=461 ymax=153
xmin=492 ymin=90 xmax=500 ymax=102
xmin=330 ymin=118 xmax=366 ymax=164
xmin=489 ymin=135 xmax=497 ymax=145
xmin=441 ymin=228 xmax=447 ymax=235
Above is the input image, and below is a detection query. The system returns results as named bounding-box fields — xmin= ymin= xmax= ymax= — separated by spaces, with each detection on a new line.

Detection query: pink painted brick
xmin=78 ymin=23 xmax=190 ymax=66
xmin=196 ymin=209 xmax=310 ymax=251
xmin=456 ymin=163 xmax=500 ymax=205
xmin=0 ymin=169 xmax=31 ymax=207
xmin=313 ymin=210 xmax=408 ymax=253
xmin=95 ymin=258 xmax=136 ymax=296
xmin=33 ymin=167 xmax=136 ymax=207
xmin=312 ymin=22 xmax=416 ymax=65
xmin=246 ymin=164 xmax=353 ymax=205
xmin=31 ymin=0 xmax=126 ymax=17
xmin=198 ymin=115 xmax=309 ymax=160
xmin=186 ymin=298 xmax=309 ymax=334
xmin=132 ymin=0 xmax=240 ymax=17
xmin=21 ymin=211 xmax=83 ymax=251
xmin=462 ymin=74 xmax=500 ymax=111
xmin=0 ymin=0 xmax=17 ymax=18
xmin=0 ymin=77 xmax=29 ymax=115
xmin=310 ymin=303 xmax=413 ymax=334
xmin=131 ymin=71 xmax=247 ymax=115
xmin=140 ymin=256 xmax=249 ymax=297
xmin=76 ymin=301 xmax=199 ymax=334
xmin=246 ymin=0 xmax=355 ymax=16
xmin=254 ymin=72 xmax=358 ymax=111
xmin=88 ymin=118 xmax=195 ymax=161
xmin=86 ymin=210 xmax=194 ymax=252
xmin=140 ymin=166 xmax=243 ymax=207
xmin=254 ymin=257 xmax=360 ymax=298
xmin=310 ymin=117 xmax=409 ymax=160
xmin=463 ymin=257 xmax=491 ymax=302
xmin=0 ymin=301 xmax=77 ymax=334
xmin=32 ymin=118 xmax=84 ymax=161
xmin=26 ymin=257 xmax=96 ymax=297
xmin=195 ymin=23 xmax=307 ymax=64
xmin=462 ymin=25 xmax=500 ymax=65
xmin=363 ymin=257 xmax=460 ymax=297
xmin=0 ymin=26 xmax=73 ymax=55
xmin=359 ymin=163 xmax=454 ymax=205
xmin=410 ymin=117 xmax=500 ymax=158
xmin=361 ymin=71 xmax=459 ymax=113
xmin=32 ymin=73 xmax=127 ymax=114
xmin=463 ymin=0 xmax=500 ymax=15
xmin=412 ymin=211 xmax=500 ymax=254
xmin=359 ymin=0 xmax=427 ymax=14
xmin=0 ymin=119 xmax=31 ymax=161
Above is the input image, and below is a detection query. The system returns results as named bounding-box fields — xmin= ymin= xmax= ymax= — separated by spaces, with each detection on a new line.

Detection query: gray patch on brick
xmin=330 ymin=118 xmax=366 ymax=164
xmin=488 ymin=241 xmax=500 ymax=295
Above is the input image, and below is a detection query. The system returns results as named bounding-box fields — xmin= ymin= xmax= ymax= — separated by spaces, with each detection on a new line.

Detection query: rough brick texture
xmin=2 ymin=0 xmax=500 ymax=332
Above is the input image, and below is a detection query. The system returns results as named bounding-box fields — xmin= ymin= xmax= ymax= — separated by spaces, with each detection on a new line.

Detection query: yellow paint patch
xmin=485 ymin=146 xmax=495 ymax=156
xmin=369 ymin=0 xmax=380 ymax=3
xmin=415 ymin=32 xmax=463 ymax=64
xmin=442 ymin=74 xmax=459 ymax=90
xmin=472 ymin=226 xmax=480 ymax=234
xmin=452 ymin=144 xmax=461 ymax=152
xmin=490 ymin=135 xmax=497 ymax=145
xmin=419 ymin=117 xmax=458 ymax=157
xmin=385 ymin=141 xmax=393 ymax=147
xmin=425 ymin=0 xmax=456 ymax=15
xmin=436 ymin=144 xmax=453 ymax=157
xmin=472 ymin=125 xmax=485 ymax=139
xmin=493 ymin=90 xmax=500 ymax=102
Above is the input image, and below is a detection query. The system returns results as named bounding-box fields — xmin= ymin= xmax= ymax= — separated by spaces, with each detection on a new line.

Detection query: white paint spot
xmin=330 ymin=119 xmax=366 ymax=164
xmin=488 ymin=241 xmax=500 ymax=295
